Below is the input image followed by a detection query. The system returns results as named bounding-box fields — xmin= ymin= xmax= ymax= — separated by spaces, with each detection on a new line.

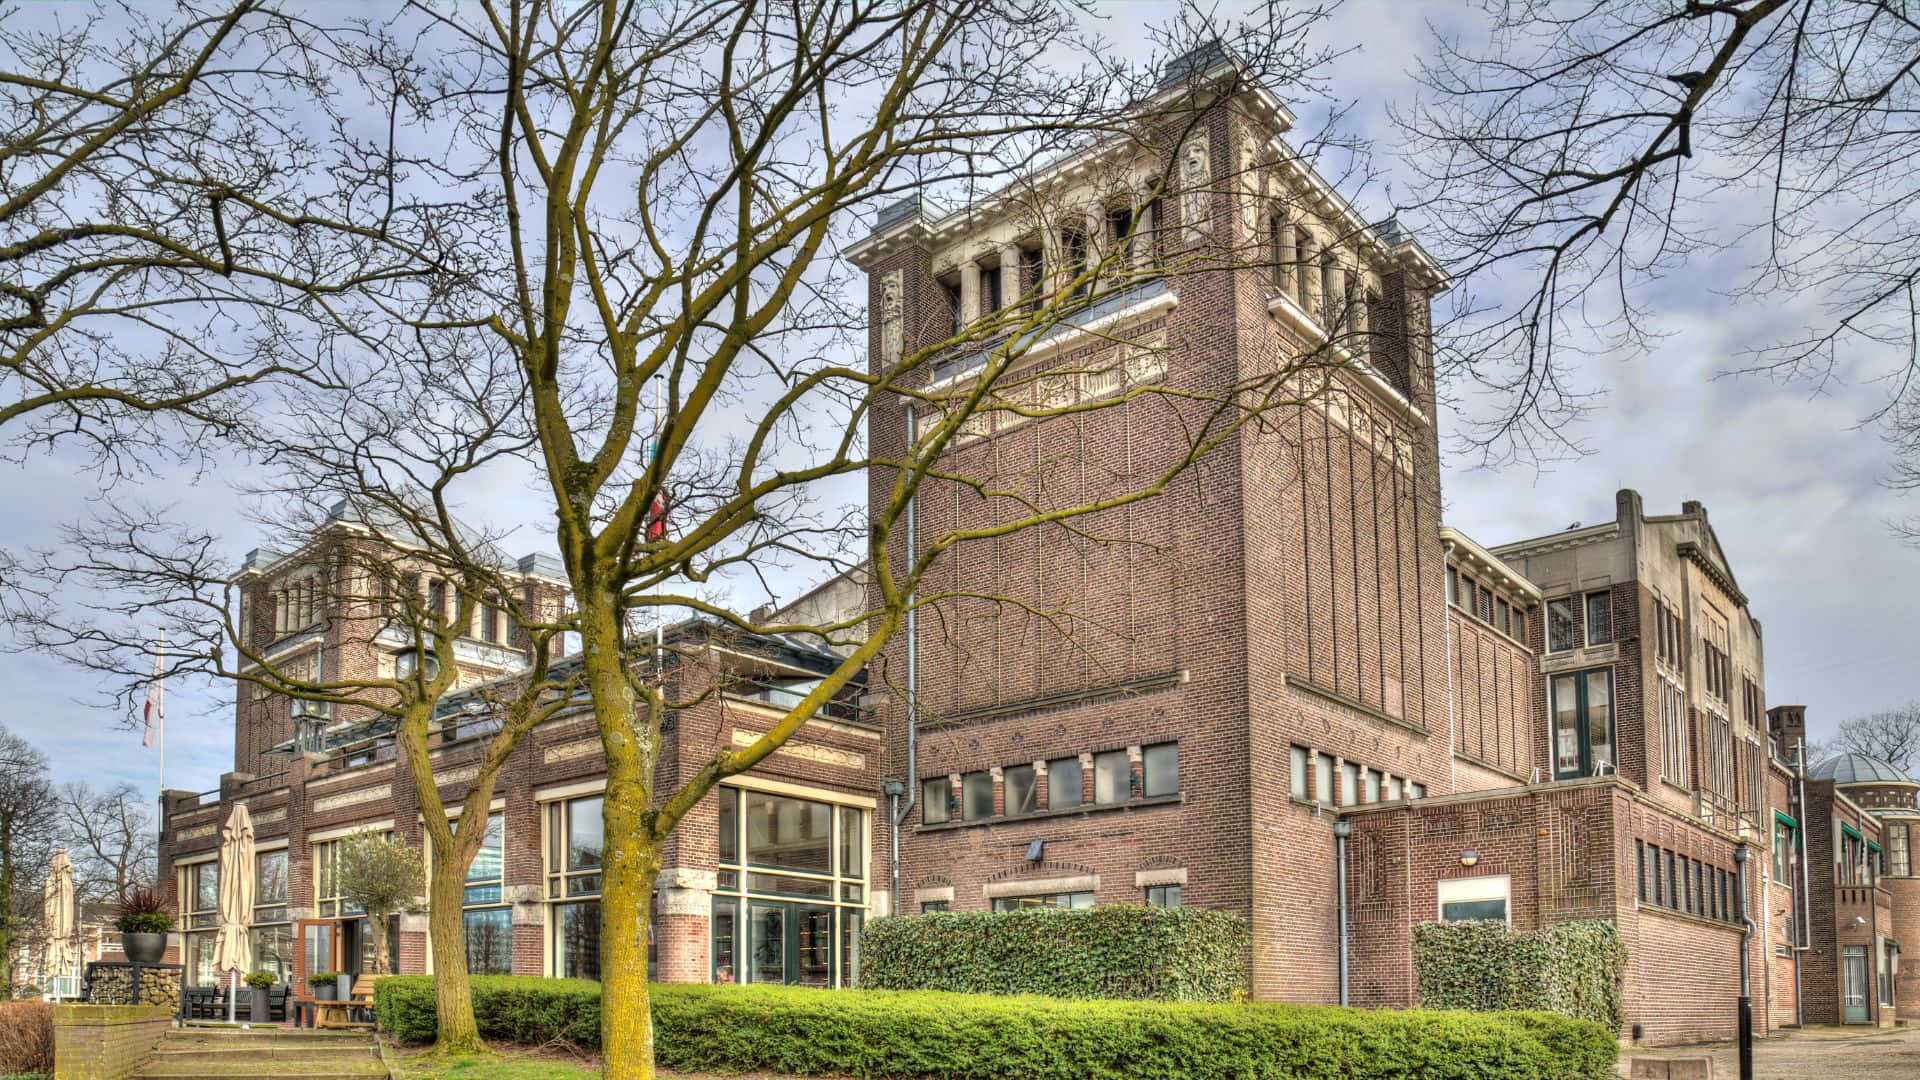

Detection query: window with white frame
xmin=712 ymin=786 xmax=868 ymax=988
xmin=462 ymin=812 xmax=511 ymax=975
xmin=544 ymin=795 xmax=603 ymax=980
xmin=314 ymin=831 xmax=391 ymax=919
xmin=178 ymin=859 xmax=219 ymax=986
xmin=1437 ymin=874 xmax=1511 ymax=923
xmin=252 ymin=849 xmax=291 ymax=983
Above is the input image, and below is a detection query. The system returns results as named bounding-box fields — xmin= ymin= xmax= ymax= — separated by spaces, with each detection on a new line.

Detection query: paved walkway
xmin=1619 ymin=1025 xmax=1920 ymax=1078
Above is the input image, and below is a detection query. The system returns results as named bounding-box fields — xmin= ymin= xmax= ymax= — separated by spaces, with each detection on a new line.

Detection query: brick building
xmin=155 ymin=44 xmax=1920 ymax=1048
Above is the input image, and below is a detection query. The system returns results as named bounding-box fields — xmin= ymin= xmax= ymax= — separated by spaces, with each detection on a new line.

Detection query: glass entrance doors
xmin=1844 ymin=946 xmax=1871 ymax=1022
xmin=746 ymin=902 xmax=834 ymax=988
xmin=1551 ymin=668 xmax=1615 ymax=779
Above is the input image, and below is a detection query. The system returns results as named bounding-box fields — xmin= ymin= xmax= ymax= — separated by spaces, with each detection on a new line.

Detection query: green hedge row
xmin=375 ymin=977 xmax=1616 ymax=1079
xmin=857 ymin=904 xmax=1248 ymax=1001
xmin=1412 ymin=919 xmax=1626 ymax=1030
xmin=375 ymin=975 xmax=600 ymax=1047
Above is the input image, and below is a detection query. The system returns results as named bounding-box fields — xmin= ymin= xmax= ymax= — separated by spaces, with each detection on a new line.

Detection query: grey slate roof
xmin=1811 ymin=751 xmax=1917 ymax=786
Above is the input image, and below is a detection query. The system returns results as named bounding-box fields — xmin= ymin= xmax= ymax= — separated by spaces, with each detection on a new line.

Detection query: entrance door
xmin=1844 ymin=946 xmax=1871 ymax=1022
xmin=745 ymin=902 xmax=836 ymax=987
xmin=294 ymin=920 xmax=337 ymax=995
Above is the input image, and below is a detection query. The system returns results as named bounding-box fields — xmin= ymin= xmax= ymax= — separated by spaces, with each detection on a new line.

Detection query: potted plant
xmin=307 ymin=971 xmax=338 ymax=1002
xmin=115 ymin=888 xmax=173 ymax=964
xmin=244 ymin=971 xmax=273 ymax=1021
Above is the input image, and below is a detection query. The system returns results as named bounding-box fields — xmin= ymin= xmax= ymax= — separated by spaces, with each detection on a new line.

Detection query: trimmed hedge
xmin=858 ymin=904 xmax=1247 ymax=1001
xmin=1412 ymin=919 xmax=1626 ymax=1030
xmin=375 ymin=977 xmax=1615 ymax=1079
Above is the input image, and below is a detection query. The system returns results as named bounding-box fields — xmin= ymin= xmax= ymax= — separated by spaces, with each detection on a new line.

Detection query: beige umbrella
xmin=212 ymin=803 xmax=254 ymax=1022
xmin=43 ymin=850 xmax=74 ymax=996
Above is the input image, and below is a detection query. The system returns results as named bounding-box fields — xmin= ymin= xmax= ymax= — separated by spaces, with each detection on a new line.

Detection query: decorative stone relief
xmin=1180 ymin=134 xmax=1212 ymax=245
xmin=729 ymin=728 xmax=865 ymax=769
xmin=544 ymin=738 xmax=600 ymax=764
xmin=312 ymin=784 xmax=391 ymax=814
xmin=879 ymin=269 xmax=904 ymax=367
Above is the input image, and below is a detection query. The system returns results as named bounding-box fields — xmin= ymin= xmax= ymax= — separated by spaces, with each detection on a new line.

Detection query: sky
xmin=4 ymin=0 xmax=1915 ymax=806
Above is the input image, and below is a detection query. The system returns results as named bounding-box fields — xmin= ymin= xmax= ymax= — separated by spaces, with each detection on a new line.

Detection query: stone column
xmin=999 ymin=244 xmax=1022 ymax=312
xmin=1323 ymin=258 xmax=1345 ymax=333
xmin=959 ymin=260 xmax=981 ymax=325
xmin=1353 ymin=278 xmax=1372 ymax=360
xmin=1297 ymin=228 xmax=1318 ymax=314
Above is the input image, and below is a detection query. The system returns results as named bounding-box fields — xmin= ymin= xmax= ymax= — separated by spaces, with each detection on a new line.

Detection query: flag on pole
xmin=143 ymin=644 xmax=164 ymax=749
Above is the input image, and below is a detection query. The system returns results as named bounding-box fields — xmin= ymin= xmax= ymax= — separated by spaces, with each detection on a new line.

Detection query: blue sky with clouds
xmin=5 ymin=0 xmax=1914 ymax=803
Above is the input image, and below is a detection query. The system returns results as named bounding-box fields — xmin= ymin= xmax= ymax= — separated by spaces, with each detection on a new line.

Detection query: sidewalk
xmin=1619 ymin=1025 xmax=1920 ymax=1079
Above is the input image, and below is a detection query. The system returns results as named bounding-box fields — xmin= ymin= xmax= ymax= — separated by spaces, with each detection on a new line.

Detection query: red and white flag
xmin=142 ymin=644 xmax=164 ymax=749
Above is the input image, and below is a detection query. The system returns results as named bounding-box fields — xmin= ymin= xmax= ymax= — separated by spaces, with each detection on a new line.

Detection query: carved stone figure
xmin=1180 ymin=136 xmax=1211 ymax=244
xmin=879 ymin=270 xmax=903 ymax=366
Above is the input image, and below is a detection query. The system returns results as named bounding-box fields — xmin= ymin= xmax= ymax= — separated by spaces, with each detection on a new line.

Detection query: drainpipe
xmin=1735 ymin=844 xmax=1754 ymax=1080
xmin=1333 ymin=817 xmax=1352 ymax=1006
xmin=1441 ymin=541 xmax=1457 ymax=794
xmin=887 ymin=407 xmax=920 ymax=917
xmin=1795 ymin=737 xmax=1812 ymax=1027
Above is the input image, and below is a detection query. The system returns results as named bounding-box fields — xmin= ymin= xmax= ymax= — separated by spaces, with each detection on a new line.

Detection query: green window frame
xmin=1550 ymin=667 xmax=1615 ymax=779
xmin=1773 ymin=812 xmax=1797 ymax=884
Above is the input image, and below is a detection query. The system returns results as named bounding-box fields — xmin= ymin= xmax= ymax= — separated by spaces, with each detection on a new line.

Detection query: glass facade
xmin=711 ymin=787 xmax=867 ymax=988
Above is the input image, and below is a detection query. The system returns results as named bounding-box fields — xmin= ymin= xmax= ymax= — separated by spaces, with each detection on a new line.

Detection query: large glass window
xmin=463 ymin=812 xmax=511 ymax=975
xmin=1891 ymin=824 xmax=1911 ymax=878
xmin=1546 ymin=597 xmax=1576 ymax=652
xmin=546 ymin=796 xmax=603 ymax=980
xmin=1437 ymin=875 xmax=1510 ymax=923
xmin=179 ymin=860 xmax=219 ymax=986
xmin=1048 ymin=757 xmax=1083 ymax=809
xmin=1551 ymin=668 xmax=1614 ymax=779
xmin=713 ymin=787 xmax=867 ymax=988
xmin=1774 ymin=815 xmax=1799 ymax=884
xmin=991 ymin=892 xmax=1094 ymax=911
xmin=252 ymin=850 xmax=290 ymax=983
xmin=1142 ymin=743 xmax=1179 ymax=798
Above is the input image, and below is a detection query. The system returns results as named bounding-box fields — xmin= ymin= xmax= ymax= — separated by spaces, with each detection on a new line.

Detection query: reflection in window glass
xmin=839 ymin=806 xmax=862 ymax=877
xmin=1093 ymin=751 xmax=1130 ymax=804
xmin=1585 ymin=591 xmax=1613 ymax=646
xmin=463 ymin=908 xmax=512 ymax=976
xmin=922 ymin=778 xmax=950 ymax=824
xmin=567 ymin=797 xmax=604 ymax=870
xmin=991 ymin=891 xmax=1094 ymax=911
xmin=1146 ymin=884 xmax=1181 ymax=908
xmin=1143 ymin=743 xmax=1179 ymax=797
xmin=745 ymin=791 xmax=832 ymax=872
xmin=1315 ymin=753 xmax=1334 ymax=806
xmin=1289 ymin=747 xmax=1308 ymax=800
xmin=718 ymin=787 xmax=738 ymax=863
xmin=1048 ymin=757 xmax=1083 ymax=809
xmin=1005 ymin=764 xmax=1037 ymax=815
xmin=961 ymin=771 xmax=994 ymax=821
xmin=555 ymin=900 xmax=600 ymax=980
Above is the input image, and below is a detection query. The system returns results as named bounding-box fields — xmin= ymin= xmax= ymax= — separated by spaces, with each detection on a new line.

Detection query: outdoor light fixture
xmin=882 ymin=779 xmax=906 ymax=798
xmin=1025 ymin=839 xmax=1045 ymax=862
xmin=393 ymin=648 xmax=439 ymax=682
xmin=1460 ymin=849 xmax=1481 ymax=868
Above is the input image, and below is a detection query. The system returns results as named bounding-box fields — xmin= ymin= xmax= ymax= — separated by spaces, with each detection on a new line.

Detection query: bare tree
xmin=18 ymin=2 xmax=1405 ymax=1075
xmin=332 ymin=830 xmax=424 ymax=977
xmin=0 ymin=725 xmax=54 ymax=993
xmin=1832 ymin=703 xmax=1920 ymax=778
xmin=53 ymin=782 xmax=152 ymax=907
xmin=1401 ymin=1 xmax=1920 ymax=466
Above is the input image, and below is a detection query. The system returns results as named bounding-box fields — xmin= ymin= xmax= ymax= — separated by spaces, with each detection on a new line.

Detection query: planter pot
xmin=310 ymin=982 xmax=335 ymax=1002
xmin=249 ymin=987 xmax=270 ymax=1022
xmin=122 ymin=932 xmax=166 ymax=964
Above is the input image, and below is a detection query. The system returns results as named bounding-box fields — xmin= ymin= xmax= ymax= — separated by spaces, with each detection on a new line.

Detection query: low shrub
xmin=0 ymin=1002 xmax=53 ymax=1077
xmin=858 ymin=904 xmax=1248 ymax=1001
xmin=1412 ymin=918 xmax=1626 ymax=1030
xmin=375 ymin=977 xmax=1614 ymax=1079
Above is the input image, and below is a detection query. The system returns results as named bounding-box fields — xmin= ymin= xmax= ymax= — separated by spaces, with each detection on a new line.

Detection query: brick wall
xmin=52 ymin=1004 xmax=170 ymax=1080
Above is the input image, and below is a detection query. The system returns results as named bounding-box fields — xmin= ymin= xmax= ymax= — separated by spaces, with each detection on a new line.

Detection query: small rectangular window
xmin=1407 ymin=781 xmax=1424 ymax=799
xmin=1093 ymin=750 xmax=1131 ymax=804
xmin=1363 ymin=769 xmax=1381 ymax=804
xmin=1315 ymin=753 xmax=1334 ymax=806
xmin=1005 ymin=764 xmax=1037 ymax=816
xmin=922 ymin=778 xmax=950 ymax=825
xmin=1650 ymin=846 xmax=1663 ymax=906
xmin=920 ymin=901 xmax=949 ymax=914
xmin=1145 ymin=884 xmax=1181 ymax=908
xmin=1635 ymin=841 xmax=1647 ymax=902
xmin=1385 ymin=775 xmax=1403 ymax=801
xmin=1547 ymin=597 xmax=1576 ymax=652
xmin=941 ymin=279 xmax=963 ymax=335
xmin=1142 ymin=743 xmax=1179 ymax=798
xmin=1048 ymin=757 xmax=1083 ymax=810
xmin=718 ymin=787 xmax=739 ymax=864
xmin=1290 ymin=747 xmax=1308 ymax=801
xmin=1586 ymin=591 xmax=1613 ymax=646
xmin=1339 ymin=762 xmax=1358 ymax=806
xmin=983 ymin=261 xmax=1004 ymax=312
xmin=1497 ymin=600 xmax=1511 ymax=635
xmin=962 ymin=771 xmax=994 ymax=821
xmin=1446 ymin=567 xmax=1459 ymax=606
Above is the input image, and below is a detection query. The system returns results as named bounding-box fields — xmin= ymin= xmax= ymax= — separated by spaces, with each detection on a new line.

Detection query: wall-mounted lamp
xmin=1460 ymin=850 xmax=1481 ymax=869
xmin=1026 ymin=839 xmax=1045 ymax=863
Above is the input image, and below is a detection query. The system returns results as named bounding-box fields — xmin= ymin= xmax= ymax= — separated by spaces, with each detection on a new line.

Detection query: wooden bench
xmin=314 ymin=974 xmax=384 ymax=1030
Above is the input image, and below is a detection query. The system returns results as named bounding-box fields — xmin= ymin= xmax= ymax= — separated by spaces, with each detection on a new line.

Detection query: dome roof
xmin=1811 ymin=752 xmax=1917 ymax=786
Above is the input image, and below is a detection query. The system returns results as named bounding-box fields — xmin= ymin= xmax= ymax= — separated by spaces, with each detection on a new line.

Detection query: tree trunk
xmin=371 ymin=913 xmax=389 ymax=976
xmin=1 ymin=806 xmax=14 ymax=993
xmin=600 ymin=771 xmax=661 ymax=1080
xmin=426 ymin=840 xmax=481 ymax=1052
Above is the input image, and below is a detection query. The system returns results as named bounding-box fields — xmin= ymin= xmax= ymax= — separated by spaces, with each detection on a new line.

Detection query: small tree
xmin=332 ymin=831 xmax=424 ymax=978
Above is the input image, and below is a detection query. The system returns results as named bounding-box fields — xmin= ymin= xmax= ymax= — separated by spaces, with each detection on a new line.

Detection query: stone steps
xmin=134 ymin=1028 xmax=383 ymax=1080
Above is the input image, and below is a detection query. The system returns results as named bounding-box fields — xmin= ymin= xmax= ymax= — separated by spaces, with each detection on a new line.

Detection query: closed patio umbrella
xmin=43 ymin=850 xmax=74 ymax=996
xmin=212 ymin=803 xmax=254 ymax=1023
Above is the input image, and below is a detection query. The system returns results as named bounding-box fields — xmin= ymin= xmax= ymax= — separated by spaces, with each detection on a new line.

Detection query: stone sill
xmin=916 ymin=792 xmax=1185 ymax=833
